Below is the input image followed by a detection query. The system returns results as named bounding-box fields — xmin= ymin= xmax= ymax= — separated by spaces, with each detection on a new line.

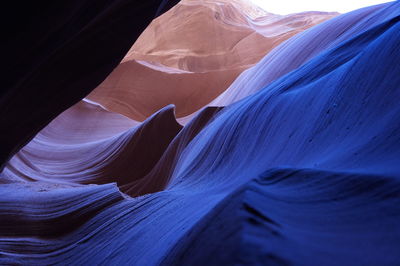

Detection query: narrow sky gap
xmin=249 ymin=0 xmax=391 ymax=14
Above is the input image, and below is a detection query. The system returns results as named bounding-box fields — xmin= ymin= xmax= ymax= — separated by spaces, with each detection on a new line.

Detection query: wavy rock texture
xmin=209 ymin=2 xmax=398 ymax=106
xmin=2 ymin=100 xmax=221 ymax=196
xmin=2 ymin=102 xmax=182 ymax=187
xmin=1 ymin=1 xmax=400 ymax=265
xmin=87 ymin=0 xmax=336 ymax=120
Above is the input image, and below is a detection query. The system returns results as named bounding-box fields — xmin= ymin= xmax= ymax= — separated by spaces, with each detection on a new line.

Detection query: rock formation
xmin=1 ymin=1 xmax=400 ymax=265
xmin=87 ymin=0 xmax=336 ymax=120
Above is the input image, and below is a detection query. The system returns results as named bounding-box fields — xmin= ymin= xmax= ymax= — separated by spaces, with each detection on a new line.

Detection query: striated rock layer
xmin=87 ymin=0 xmax=336 ymax=120
xmin=2 ymin=0 xmax=336 ymax=196
xmin=1 ymin=1 xmax=400 ymax=265
xmin=2 ymin=102 xmax=182 ymax=187
xmin=209 ymin=2 xmax=397 ymax=106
